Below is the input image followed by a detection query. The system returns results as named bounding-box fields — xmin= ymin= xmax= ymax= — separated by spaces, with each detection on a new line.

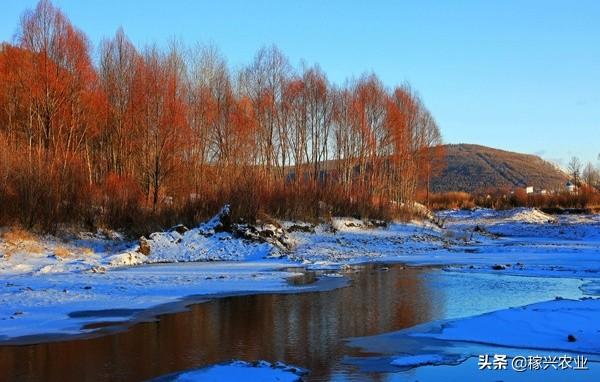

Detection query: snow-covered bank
xmin=2 ymin=207 xmax=600 ymax=342
xmin=3 ymin=207 xmax=600 ymax=278
xmin=0 ymin=261 xmax=346 ymax=341
xmin=389 ymin=354 xmax=448 ymax=367
xmin=285 ymin=217 xmax=451 ymax=267
xmin=0 ymin=227 xmax=140 ymax=275
xmin=141 ymin=206 xmax=293 ymax=263
xmin=417 ymin=297 xmax=600 ymax=354
xmin=285 ymin=208 xmax=600 ymax=279
xmin=0 ymin=206 xmax=293 ymax=276
xmin=151 ymin=360 xmax=307 ymax=382
xmin=348 ymin=297 xmax=600 ymax=375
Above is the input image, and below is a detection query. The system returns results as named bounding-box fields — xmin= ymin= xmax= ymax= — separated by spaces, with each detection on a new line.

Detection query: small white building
xmin=566 ymin=181 xmax=576 ymax=193
xmin=525 ymin=186 xmax=534 ymax=194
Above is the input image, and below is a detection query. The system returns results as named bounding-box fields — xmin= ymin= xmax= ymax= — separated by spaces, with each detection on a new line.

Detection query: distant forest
xmin=0 ymin=0 xmax=443 ymax=233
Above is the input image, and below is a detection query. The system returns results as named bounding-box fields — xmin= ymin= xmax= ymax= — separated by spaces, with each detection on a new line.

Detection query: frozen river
xmin=0 ymin=263 xmax=595 ymax=381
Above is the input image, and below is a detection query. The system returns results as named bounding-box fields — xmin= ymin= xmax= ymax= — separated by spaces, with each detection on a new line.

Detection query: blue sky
xmin=2 ymin=0 xmax=599 ymax=168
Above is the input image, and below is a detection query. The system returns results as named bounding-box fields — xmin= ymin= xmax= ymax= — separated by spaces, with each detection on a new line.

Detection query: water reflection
xmin=0 ymin=265 xmax=434 ymax=382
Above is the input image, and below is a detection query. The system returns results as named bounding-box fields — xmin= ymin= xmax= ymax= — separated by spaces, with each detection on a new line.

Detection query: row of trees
xmin=568 ymin=156 xmax=600 ymax=191
xmin=0 ymin=0 xmax=443 ymax=233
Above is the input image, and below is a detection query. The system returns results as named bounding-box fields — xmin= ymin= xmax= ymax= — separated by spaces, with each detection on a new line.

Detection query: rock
xmin=196 ymin=205 xmax=234 ymax=235
xmin=213 ymin=205 xmax=233 ymax=233
xmin=287 ymin=224 xmax=315 ymax=233
xmin=234 ymin=223 xmax=293 ymax=251
xmin=171 ymin=224 xmax=189 ymax=234
xmin=90 ymin=265 xmax=106 ymax=273
xmin=568 ymin=334 xmax=576 ymax=342
xmin=261 ymin=228 xmax=275 ymax=238
xmin=325 ymin=224 xmax=338 ymax=234
xmin=473 ymin=225 xmax=484 ymax=232
xmin=369 ymin=220 xmax=388 ymax=228
xmin=138 ymin=237 xmax=151 ymax=256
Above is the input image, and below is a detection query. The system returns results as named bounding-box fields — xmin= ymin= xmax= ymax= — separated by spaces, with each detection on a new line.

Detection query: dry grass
xmin=0 ymin=228 xmax=94 ymax=261
xmin=0 ymin=228 xmax=44 ymax=259
xmin=426 ymin=192 xmax=476 ymax=211
xmin=256 ymin=211 xmax=282 ymax=228
xmin=53 ymin=246 xmax=71 ymax=258
xmin=1 ymin=227 xmax=37 ymax=243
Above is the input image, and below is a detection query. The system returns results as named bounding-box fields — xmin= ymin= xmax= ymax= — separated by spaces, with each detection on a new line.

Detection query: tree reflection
xmin=0 ymin=265 xmax=434 ymax=382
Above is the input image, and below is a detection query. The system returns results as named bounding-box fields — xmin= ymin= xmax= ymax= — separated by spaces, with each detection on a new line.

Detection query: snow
xmin=505 ymin=207 xmax=558 ymax=224
xmin=4 ymin=207 xmax=598 ymax=278
xmin=140 ymin=205 xmax=279 ymax=263
xmin=287 ymin=219 xmax=450 ymax=266
xmin=342 ymin=209 xmax=600 ymax=373
xmin=320 ymin=208 xmax=600 ymax=375
xmin=348 ymin=297 xmax=600 ymax=377
xmin=0 ymin=261 xmax=307 ymax=340
xmin=2 ymin=207 xmax=600 ymax=348
xmin=142 ymin=229 xmax=273 ymax=263
xmin=105 ymin=251 xmax=147 ymax=267
xmin=0 ymin=225 xmax=144 ymax=274
xmin=284 ymin=208 xmax=600 ymax=280
xmin=0 ymin=207 xmax=290 ymax=275
xmin=438 ymin=207 xmax=557 ymax=224
xmin=417 ymin=298 xmax=600 ymax=354
xmin=390 ymin=354 xmax=446 ymax=367
xmin=153 ymin=360 xmax=306 ymax=382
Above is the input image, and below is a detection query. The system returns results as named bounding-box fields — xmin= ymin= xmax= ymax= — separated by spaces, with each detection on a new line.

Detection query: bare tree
xmin=568 ymin=156 xmax=582 ymax=188
xmin=98 ymin=27 xmax=139 ymax=178
xmin=1 ymin=0 xmax=447 ymax=229
xmin=582 ymin=162 xmax=599 ymax=189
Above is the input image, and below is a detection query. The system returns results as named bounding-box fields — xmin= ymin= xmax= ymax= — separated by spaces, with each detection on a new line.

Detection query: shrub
xmin=426 ymin=192 xmax=475 ymax=210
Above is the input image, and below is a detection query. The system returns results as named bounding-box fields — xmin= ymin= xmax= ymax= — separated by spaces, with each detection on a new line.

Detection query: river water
xmin=0 ymin=264 xmax=590 ymax=381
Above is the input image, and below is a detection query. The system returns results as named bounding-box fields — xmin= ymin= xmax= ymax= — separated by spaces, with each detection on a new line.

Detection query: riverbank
xmin=2 ymin=208 xmax=600 ymax=340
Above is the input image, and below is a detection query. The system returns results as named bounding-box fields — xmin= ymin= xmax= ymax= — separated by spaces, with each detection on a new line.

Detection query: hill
xmin=431 ymin=144 xmax=569 ymax=193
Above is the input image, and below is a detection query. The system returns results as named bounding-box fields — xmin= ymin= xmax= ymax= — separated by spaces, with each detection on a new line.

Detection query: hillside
xmin=431 ymin=144 xmax=569 ymax=193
